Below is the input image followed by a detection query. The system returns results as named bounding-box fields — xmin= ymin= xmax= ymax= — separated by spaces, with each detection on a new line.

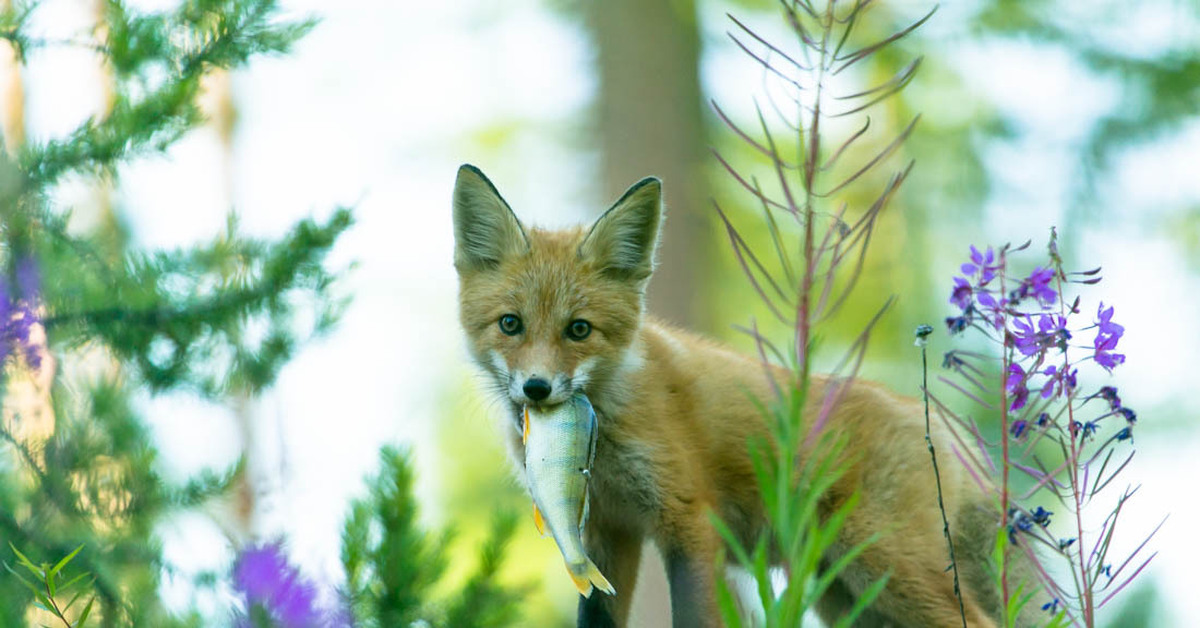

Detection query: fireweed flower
xmin=233 ymin=542 xmax=321 ymax=627
xmin=942 ymin=351 xmax=965 ymax=369
xmin=945 ymin=314 xmax=969 ymax=335
xmin=1026 ymin=267 xmax=1057 ymax=306
xmin=1094 ymin=386 xmax=1122 ymax=409
xmin=1031 ymin=506 xmax=1052 ymax=527
xmin=1006 ymin=363 xmax=1029 ymax=411
xmin=961 ymin=245 xmax=998 ymax=284
xmin=0 ymin=257 xmax=42 ymax=370
xmin=950 ymin=276 xmax=973 ymax=310
xmin=1012 ymin=316 xmax=1041 ymax=356
xmin=943 ymin=237 xmax=1154 ymax=621
xmin=1092 ymin=303 xmax=1126 ymax=371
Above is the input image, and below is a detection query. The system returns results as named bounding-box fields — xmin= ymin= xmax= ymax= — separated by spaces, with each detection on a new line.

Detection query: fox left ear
xmin=580 ymin=177 xmax=663 ymax=282
xmin=452 ymin=164 xmax=530 ymax=272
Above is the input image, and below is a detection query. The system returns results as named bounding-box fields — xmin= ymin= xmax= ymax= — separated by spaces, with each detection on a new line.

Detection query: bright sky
xmin=12 ymin=0 xmax=1200 ymax=624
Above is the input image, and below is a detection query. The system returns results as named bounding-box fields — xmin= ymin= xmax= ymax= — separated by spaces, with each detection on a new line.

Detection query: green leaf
xmin=8 ymin=542 xmax=44 ymax=578
xmin=713 ymin=551 xmax=745 ymax=628
xmin=833 ymin=570 xmax=890 ymax=628
xmin=3 ymin=561 xmax=43 ymax=598
xmin=49 ymin=544 xmax=85 ymax=579
xmin=63 ymin=576 xmax=95 ymax=612
xmin=78 ymin=597 xmax=95 ymax=627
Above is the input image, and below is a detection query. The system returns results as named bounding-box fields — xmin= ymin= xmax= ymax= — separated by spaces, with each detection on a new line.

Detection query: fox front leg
xmin=659 ymin=506 xmax=721 ymax=628
xmin=578 ymin=525 xmax=643 ymax=628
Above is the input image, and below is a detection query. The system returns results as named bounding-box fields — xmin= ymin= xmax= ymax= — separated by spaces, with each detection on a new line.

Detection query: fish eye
xmin=566 ymin=319 xmax=591 ymax=341
xmin=499 ymin=314 xmax=523 ymax=336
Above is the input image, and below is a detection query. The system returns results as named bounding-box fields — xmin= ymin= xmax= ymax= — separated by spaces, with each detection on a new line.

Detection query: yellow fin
xmin=567 ymin=559 xmax=616 ymax=599
xmin=532 ymin=503 xmax=547 ymax=537
xmin=522 ymin=406 xmax=529 ymax=444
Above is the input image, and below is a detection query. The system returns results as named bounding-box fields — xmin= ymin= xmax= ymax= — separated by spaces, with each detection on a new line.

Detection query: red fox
xmin=452 ymin=164 xmax=1012 ymax=627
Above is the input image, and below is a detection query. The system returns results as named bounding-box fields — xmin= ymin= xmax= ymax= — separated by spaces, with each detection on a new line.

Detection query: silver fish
xmin=523 ymin=393 xmax=615 ymax=598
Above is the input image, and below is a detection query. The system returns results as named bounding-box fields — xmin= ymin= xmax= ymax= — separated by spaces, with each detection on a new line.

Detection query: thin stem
xmin=919 ymin=328 xmax=968 ymax=628
xmin=44 ymin=575 xmax=72 ymax=628
xmin=998 ymin=249 xmax=1011 ymax=620
xmin=1055 ymin=269 xmax=1093 ymax=626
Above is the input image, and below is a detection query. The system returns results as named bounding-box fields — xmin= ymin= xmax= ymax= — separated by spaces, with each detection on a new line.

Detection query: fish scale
xmin=523 ymin=393 xmax=615 ymax=598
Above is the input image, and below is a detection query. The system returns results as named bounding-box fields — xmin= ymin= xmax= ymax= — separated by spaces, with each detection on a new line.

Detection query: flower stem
xmin=919 ymin=327 xmax=968 ymax=628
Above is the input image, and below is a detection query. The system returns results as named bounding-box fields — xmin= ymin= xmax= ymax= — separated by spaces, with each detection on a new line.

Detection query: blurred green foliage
xmin=341 ymin=446 xmax=528 ymax=627
xmin=0 ymin=0 xmax=347 ymax=625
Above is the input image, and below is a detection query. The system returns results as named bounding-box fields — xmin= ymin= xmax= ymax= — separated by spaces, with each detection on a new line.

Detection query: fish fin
xmin=532 ymin=503 xmax=548 ymax=537
xmin=579 ymin=486 xmax=590 ymax=534
xmin=584 ymin=400 xmax=598 ymax=468
xmin=568 ymin=559 xmax=615 ymax=598
xmin=522 ymin=406 xmax=529 ymax=444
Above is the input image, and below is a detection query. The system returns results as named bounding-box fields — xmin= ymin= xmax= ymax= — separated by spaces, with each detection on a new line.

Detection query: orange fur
xmin=453 ymin=165 xmax=1007 ymax=627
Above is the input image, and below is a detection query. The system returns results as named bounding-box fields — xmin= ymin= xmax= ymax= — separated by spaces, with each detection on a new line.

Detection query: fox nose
xmin=523 ymin=377 xmax=552 ymax=401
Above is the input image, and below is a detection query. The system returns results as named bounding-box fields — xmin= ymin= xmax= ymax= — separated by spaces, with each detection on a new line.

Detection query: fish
xmin=523 ymin=393 xmax=615 ymax=598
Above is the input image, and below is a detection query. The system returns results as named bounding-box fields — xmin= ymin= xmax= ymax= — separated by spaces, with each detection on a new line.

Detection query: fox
xmin=451 ymin=163 xmax=1020 ymax=627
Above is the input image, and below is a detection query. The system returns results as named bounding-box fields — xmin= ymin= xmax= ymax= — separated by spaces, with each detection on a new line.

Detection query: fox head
xmin=452 ymin=164 xmax=662 ymax=415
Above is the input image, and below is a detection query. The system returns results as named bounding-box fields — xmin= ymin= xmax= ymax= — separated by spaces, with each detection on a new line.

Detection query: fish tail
xmin=567 ymin=558 xmax=616 ymax=598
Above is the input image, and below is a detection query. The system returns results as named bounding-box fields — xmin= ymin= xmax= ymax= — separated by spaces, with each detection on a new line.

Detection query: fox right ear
xmin=452 ymin=165 xmax=529 ymax=271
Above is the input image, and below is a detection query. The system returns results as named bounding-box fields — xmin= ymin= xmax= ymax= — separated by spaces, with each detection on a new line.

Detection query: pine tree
xmin=0 ymin=1 xmax=349 ymax=625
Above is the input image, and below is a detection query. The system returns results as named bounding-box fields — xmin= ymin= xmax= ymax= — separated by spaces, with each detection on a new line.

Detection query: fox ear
xmin=453 ymin=165 xmax=529 ymax=271
xmin=580 ymin=177 xmax=663 ymax=282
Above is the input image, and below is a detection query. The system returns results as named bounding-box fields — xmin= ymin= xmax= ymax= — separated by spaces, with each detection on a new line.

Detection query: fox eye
xmin=566 ymin=319 xmax=591 ymax=341
xmin=499 ymin=314 xmax=523 ymax=336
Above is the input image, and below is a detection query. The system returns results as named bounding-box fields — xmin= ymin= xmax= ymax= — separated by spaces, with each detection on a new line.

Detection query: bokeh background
xmin=5 ymin=0 xmax=1199 ymax=625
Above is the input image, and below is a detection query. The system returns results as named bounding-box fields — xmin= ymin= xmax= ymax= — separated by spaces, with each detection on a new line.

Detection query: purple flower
xmin=1094 ymin=335 xmax=1126 ymax=371
xmin=1043 ymin=598 xmax=1061 ymax=614
xmin=962 ymin=245 xmax=998 ymax=284
xmin=1026 ymin=267 xmax=1057 ymax=306
xmin=1070 ymin=420 xmax=1098 ymax=441
xmin=950 ymin=277 xmax=973 ymax=310
xmin=1095 ymin=386 xmax=1122 ymax=410
xmin=1 ymin=258 xmax=42 ymax=370
xmin=1011 ymin=316 xmax=1040 ymax=356
xmin=1116 ymin=426 xmax=1133 ymax=442
xmin=1005 ymin=363 xmax=1025 ymax=391
xmin=942 ymin=351 xmax=965 ymax=369
xmin=1093 ymin=303 xmax=1126 ymax=371
xmin=1096 ymin=302 xmax=1124 ymax=338
xmin=1038 ymin=314 xmax=1071 ymax=350
xmin=1008 ymin=508 xmax=1034 ymax=543
xmin=945 ymin=315 xmax=969 ymax=335
xmin=1031 ymin=506 xmax=1052 ymax=527
xmin=233 ymin=542 xmax=321 ymax=627
xmin=1118 ymin=407 xmax=1137 ymax=424
xmin=1006 ymin=363 xmax=1029 ymax=410
xmin=1010 ymin=420 xmax=1028 ymax=439
xmin=1036 ymin=412 xmax=1051 ymax=427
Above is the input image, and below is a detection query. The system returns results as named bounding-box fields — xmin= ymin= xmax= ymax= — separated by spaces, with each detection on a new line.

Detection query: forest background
xmin=2 ymin=0 xmax=1198 ymax=625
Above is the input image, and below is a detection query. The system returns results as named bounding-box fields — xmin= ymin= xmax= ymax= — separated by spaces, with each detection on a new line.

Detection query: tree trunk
xmin=586 ymin=0 xmax=711 ymax=331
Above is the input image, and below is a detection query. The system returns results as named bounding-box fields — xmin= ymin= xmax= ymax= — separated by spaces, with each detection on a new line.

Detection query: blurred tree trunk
xmin=585 ymin=0 xmax=711 ymax=331
xmin=0 ymin=0 xmax=24 ymax=153
xmin=583 ymin=1 xmax=709 ymax=624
